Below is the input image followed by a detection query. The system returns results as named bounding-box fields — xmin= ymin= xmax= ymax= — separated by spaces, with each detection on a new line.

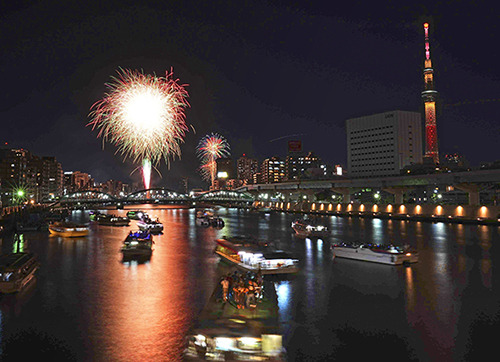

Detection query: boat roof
xmin=0 ymin=253 xmax=35 ymax=271
xmin=217 ymin=239 xmax=296 ymax=260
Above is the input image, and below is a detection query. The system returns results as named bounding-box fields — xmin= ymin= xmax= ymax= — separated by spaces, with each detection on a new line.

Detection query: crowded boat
xmin=120 ymin=230 xmax=154 ymax=257
xmin=184 ymin=269 xmax=286 ymax=361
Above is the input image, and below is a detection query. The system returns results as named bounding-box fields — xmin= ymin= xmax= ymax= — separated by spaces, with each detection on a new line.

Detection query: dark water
xmin=0 ymin=206 xmax=499 ymax=361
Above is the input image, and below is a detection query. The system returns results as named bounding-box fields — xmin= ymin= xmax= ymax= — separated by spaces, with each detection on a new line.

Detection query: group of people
xmin=220 ymin=270 xmax=263 ymax=309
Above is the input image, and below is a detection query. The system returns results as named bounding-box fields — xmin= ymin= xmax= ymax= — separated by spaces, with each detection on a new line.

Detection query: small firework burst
xmin=196 ymin=133 xmax=230 ymax=185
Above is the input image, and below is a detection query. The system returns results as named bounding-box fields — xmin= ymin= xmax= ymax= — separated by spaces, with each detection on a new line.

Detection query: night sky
xmin=1 ymin=1 xmax=498 ymax=190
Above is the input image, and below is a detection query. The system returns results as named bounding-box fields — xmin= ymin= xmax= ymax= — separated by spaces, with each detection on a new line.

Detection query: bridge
xmin=57 ymin=188 xmax=254 ymax=207
xmin=236 ymin=169 xmax=500 ymax=206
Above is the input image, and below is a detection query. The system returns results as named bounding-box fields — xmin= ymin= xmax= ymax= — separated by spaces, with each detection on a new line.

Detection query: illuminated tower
xmin=422 ymin=22 xmax=439 ymax=164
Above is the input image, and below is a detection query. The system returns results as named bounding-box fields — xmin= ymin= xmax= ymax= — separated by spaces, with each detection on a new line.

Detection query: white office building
xmin=346 ymin=110 xmax=422 ymax=178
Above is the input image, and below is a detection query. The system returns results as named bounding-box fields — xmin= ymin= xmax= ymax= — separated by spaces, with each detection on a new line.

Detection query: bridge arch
xmin=195 ymin=190 xmax=254 ymax=202
xmin=125 ymin=188 xmax=188 ymax=201
xmin=61 ymin=190 xmax=117 ymax=202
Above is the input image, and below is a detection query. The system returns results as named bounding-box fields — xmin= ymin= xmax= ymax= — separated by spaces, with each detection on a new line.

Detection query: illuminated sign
xmin=288 ymin=140 xmax=302 ymax=153
xmin=217 ymin=171 xmax=228 ymax=179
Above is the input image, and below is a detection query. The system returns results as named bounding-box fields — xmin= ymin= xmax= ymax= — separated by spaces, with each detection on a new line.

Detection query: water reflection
xmin=0 ymin=208 xmax=497 ymax=361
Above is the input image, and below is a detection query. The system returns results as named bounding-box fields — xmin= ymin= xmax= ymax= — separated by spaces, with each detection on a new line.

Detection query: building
xmin=422 ymin=22 xmax=439 ymax=164
xmin=286 ymin=151 xmax=327 ymax=180
xmin=212 ymin=158 xmax=233 ymax=190
xmin=100 ymin=179 xmax=124 ymax=197
xmin=261 ymin=157 xmax=285 ymax=183
xmin=0 ymin=148 xmax=31 ymax=205
xmin=346 ymin=110 xmax=423 ymax=178
xmin=236 ymin=154 xmax=258 ymax=184
xmin=39 ymin=156 xmax=63 ymax=201
xmin=64 ymin=171 xmax=93 ymax=194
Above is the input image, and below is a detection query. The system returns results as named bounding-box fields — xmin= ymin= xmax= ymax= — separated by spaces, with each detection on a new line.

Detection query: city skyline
xmin=1 ymin=1 xmax=498 ymax=189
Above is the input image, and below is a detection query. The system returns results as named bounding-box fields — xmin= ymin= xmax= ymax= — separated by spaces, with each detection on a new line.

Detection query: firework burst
xmin=197 ymin=133 xmax=230 ymax=185
xmin=88 ymin=68 xmax=190 ymax=189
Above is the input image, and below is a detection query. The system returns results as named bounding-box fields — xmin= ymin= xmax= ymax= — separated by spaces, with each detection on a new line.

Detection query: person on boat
xmin=246 ymin=280 xmax=257 ymax=308
xmin=221 ymin=277 xmax=230 ymax=302
xmin=234 ymin=280 xmax=247 ymax=309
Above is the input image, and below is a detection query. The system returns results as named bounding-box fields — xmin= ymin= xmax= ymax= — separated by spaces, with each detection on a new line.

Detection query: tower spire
xmin=422 ymin=22 xmax=439 ymax=164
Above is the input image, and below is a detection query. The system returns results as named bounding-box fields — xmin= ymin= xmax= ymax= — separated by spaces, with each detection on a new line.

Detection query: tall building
xmin=212 ymin=158 xmax=233 ymax=190
xmin=285 ymin=151 xmax=322 ymax=180
xmin=346 ymin=110 xmax=423 ymax=178
xmin=261 ymin=157 xmax=285 ymax=183
xmin=39 ymin=156 xmax=63 ymax=200
xmin=422 ymin=22 xmax=439 ymax=164
xmin=0 ymin=148 xmax=31 ymax=205
xmin=236 ymin=154 xmax=258 ymax=184
xmin=64 ymin=171 xmax=93 ymax=194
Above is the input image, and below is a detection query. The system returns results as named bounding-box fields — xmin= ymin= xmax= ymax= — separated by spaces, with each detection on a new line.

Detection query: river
xmin=0 ymin=206 xmax=499 ymax=361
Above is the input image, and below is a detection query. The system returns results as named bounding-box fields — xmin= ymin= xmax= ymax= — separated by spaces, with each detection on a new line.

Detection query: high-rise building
xmin=261 ymin=157 xmax=285 ymax=183
xmin=285 ymin=151 xmax=322 ymax=180
xmin=0 ymin=148 xmax=31 ymax=205
xmin=346 ymin=110 xmax=423 ymax=178
xmin=39 ymin=156 xmax=63 ymax=200
xmin=212 ymin=158 xmax=233 ymax=190
xmin=422 ymin=22 xmax=439 ymax=164
xmin=64 ymin=171 xmax=92 ymax=194
xmin=236 ymin=154 xmax=258 ymax=184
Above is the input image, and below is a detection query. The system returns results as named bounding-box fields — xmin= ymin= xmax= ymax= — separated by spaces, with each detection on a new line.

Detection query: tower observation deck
xmin=422 ymin=22 xmax=439 ymax=164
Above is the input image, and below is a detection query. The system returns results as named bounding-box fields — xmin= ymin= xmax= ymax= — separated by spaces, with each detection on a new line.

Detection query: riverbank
xmin=255 ymin=201 xmax=500 ymax=226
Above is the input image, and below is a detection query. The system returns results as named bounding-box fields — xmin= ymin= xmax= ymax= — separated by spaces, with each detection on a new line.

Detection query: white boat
xmin=214 ymin=237 xmax=299 ymax=275
xmin=137 ymin=217 xmax=163 ymax=233
xmin=332 ymin=243 xmax=418 ymax=265
xmin=291 ymin=220 xmax=329 ymax=238
xmin=0 ymin=253 xmax=40 ymax=293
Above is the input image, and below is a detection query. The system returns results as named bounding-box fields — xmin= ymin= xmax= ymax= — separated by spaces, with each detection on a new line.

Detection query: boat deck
xmin=196 ymin=280 xmax=279 ymax=331
xmin=0 ymin=253 xmax=33 ymax=270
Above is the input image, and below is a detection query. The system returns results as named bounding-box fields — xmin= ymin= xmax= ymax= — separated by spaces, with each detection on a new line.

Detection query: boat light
xmin=238 ymin=337 xmax=260 ymax=348
xmin=215 ymin=337 xmax=234 ymax=350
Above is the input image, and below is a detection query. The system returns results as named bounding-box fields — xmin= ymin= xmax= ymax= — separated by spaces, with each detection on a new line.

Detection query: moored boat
xmin=96 ymin=214 xmax=130 ymax=226
xmin=120 ymin=230 xmax=154 ymax=257
xmin=332 ymin=242 xmax=418 ymax=265
xmin=126 ymin=210 xmax=145 ymax=220
xmin=214 ymin=237 xmax=299 ymax=275
xmin=0 ymin=253 xmax=40 ymax=293
xmin=291 ymin=219 xmax=329 ymax=239
xmin=137 ymin=216 xmax=163 ymax=233
xmin=48 ymin=221 xmax=90 ymax=237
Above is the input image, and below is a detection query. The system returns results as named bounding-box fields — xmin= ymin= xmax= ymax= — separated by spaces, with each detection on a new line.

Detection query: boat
xmin=48 ymin=221 xmax=90 ymax=237
xmin=89 ymin=211 xmax=103 ymax=221
xmin=95 ymin=214 xmax=130 ymax=226
xmin=0 ymin=253 xmax=40 ymax=293
xmin=126 ymin=210 xmax=146 ymax=220
xmin=120 ymin=230 xmax=154 ymax=257
xmin=214 ymin=237 xmax=299 ymax=275
xmin=137 ymin=216 xmax=163 ymax=233
xmin=15 ymin=220 xmax=46 ymax=232
xmin=332 ymin=242 xmax=418 ymax=265
xmin=184 ymin=272 xmax=286 ymax=361
xmin=196 ymin=210 xmax=225 ymax=228
xmin=291 ymin=219 xmax=329 ymax=238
